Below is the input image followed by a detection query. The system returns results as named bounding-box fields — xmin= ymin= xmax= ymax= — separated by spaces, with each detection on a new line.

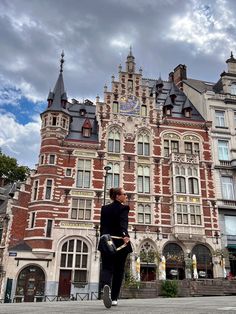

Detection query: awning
xmin=227 ymin=244 xmax=236 ymax=250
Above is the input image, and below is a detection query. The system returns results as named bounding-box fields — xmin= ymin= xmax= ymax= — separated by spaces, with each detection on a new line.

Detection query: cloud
xmin=0 ymin=113 xmax=41 ymax=168
xmin=167 ymin=0 xmax=236 ymax=58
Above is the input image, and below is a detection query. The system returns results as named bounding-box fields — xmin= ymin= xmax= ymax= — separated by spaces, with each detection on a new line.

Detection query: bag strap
xmin=111 ymin=236 xmax=127 ymax=251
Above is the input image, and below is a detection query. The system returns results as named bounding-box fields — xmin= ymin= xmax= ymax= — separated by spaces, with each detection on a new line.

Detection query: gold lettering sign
xmin=71 ymin=191 xmax=94 ymax=197
xmin=74 ymin=151 xmax=96 ymax=157
xmin=60 ymin=221 xmax=94 ymax=228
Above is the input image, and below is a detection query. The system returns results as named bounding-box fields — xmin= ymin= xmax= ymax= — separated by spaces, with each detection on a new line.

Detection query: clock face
xmin=119 ymin=95 xmax=140 ymax=116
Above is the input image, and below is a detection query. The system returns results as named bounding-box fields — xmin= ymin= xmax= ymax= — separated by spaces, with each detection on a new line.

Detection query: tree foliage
xmin=0 ymin=151 xmax=30 ymax=183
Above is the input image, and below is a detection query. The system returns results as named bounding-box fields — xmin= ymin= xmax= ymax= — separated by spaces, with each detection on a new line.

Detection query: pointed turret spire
xmin=126 ymin=46 xmax=135 ymax=73
xmin=46 ymin=52 xmax=68 ymax=110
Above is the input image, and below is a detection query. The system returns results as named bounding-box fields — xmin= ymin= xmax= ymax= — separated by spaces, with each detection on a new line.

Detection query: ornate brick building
xmin=0 ymin=51 xmax=222 ymax=302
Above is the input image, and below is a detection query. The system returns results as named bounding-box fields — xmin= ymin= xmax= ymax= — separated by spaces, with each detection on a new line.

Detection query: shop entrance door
xmin=58 ymin=270 xmax=71 ymax=297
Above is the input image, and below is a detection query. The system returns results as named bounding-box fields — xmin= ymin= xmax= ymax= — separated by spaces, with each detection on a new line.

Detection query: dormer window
xmin=82 ymin=128 xmax=91 ymax=137
xmin=163 ymin=106 xmax=172 ymax=116
xmin=82 ymin=118 xmax=92 ymax=138
xmin=80 ymin=109 xmax=86 ymax=116
xmin=183 ymin=108 xmax=192 ymax=118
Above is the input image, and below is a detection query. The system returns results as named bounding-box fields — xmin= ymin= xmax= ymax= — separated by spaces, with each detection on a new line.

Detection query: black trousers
xmin=100 ymin=249 xmax=129 ymax=300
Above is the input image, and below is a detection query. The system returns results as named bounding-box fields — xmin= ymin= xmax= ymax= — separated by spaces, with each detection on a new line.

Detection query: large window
xmin=138 ymin=204 xmax=151 ymax=224
xmin=215 ymin=111 xmax=225 ymax=127
xmin=188 ymin=178 xmax=199 ymax=194
xmin=175 ymin=204 xmax=201 ymax=225
xmin=176 ymin=204 xmax=188 ymax=224
xmin=108 ymin=130 xmax=120 ymax=153
xmin=76 ymin=160 xmax=91 ymax=188
xmin=45 ymin=179 xmax=53 ymax=199
xmin=107 ymin=163 xmax=120 ymax=189
xmin=222 ymin=177 xmax=235 ymax=200
xmin=218 ymin=140 xmax=229 ymax=161
xmin=176 ymin=177 xmax=186 ymax=193
xmin=184 ymin=142 xmax=200 ymax=155
xmin=164 ymin=140 xmax=179 ymax=157
xmin=138 ymin=165 xmax=150 ymax=193
xmin=225 ymin=216 xmax=236 ymax=235
xmin=71 ymin=199 xmax=92 ymax=220
xmin=112 ymin=102 xmax=119 ymax=114
xmin=138 ymin=134 xmax=150 ymax=156
xmin=60 ymin=239 xmax=89 ymax=283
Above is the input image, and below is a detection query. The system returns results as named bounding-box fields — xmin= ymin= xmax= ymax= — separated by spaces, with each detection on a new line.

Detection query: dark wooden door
xmin=58 ymin=270 xmax=71 ymax=297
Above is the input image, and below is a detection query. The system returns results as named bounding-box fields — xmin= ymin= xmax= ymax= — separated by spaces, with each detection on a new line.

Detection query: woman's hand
xmin=123 ymin=236 xmax=130 ymax=244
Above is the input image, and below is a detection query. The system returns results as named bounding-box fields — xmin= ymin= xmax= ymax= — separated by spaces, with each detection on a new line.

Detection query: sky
xmin=0 ymin=0 xmax=236 ymax=169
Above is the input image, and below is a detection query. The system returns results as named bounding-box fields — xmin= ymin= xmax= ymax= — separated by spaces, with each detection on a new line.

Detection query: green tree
xmin=0 ymin=151 xmax=30 ymax=183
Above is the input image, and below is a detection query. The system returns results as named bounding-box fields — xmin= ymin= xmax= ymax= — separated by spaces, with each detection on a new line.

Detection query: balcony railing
xmin=170 ymin=153 xmax=199 ymax=164
xmin=218 ymin=199 xmax=236 ymax=207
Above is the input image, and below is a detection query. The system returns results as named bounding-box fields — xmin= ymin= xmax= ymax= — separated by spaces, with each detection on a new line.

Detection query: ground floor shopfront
xmin=0 ymin=231 xmax=227 ymax=302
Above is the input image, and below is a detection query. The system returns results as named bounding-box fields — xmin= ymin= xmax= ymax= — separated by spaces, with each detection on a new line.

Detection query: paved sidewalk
xmin=1 ymin=296 xmax=236 ymax=313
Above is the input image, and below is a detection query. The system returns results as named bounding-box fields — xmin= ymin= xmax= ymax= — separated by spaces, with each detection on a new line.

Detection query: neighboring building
xmin=1 ymin=51 xmax=221 ymax=302
xmin=176 ymin=52 xmax=236 ymax=277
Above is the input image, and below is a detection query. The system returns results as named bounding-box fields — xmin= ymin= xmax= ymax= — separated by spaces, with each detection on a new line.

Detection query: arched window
xmin=188 ymin=177 xmax=199 ymax=194
xmin=138 ymin=165 xmax=150 ymax=193
xmin=138 ymin=133 xmax=150 ymax=156
xmin=107 ymin=163 xmax=120 ymax=189
xmin=59 ymin=238 xmax=89 ymax=296
xmin=16 ymin=266 xmax=45 ymax=302
xmin=108 ymin=130 xmax=120 ymax=153
xmin=176 ymin=176 xmax=186 ymax=193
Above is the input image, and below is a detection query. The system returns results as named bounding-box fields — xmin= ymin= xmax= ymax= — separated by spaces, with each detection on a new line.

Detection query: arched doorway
xmin=163 ymin=243 xmax=185 ymax=280
xmin=192 ymin=244 xmax=213 ymax=278
xmin=139 ymin=241 xmax=157 ymax=281
xmin=15 ymin=265 xmax=45 ymax=302
xmin=58 ymin=238 xmax=89 ymax=297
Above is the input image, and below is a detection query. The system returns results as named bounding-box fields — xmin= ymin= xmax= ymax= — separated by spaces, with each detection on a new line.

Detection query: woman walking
xmin=98 ymin=187 xmax=132 ymax=308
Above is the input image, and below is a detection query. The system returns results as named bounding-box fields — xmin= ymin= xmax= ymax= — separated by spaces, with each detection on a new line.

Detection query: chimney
xmin=173 ymin=64 xmax=187 ymax=90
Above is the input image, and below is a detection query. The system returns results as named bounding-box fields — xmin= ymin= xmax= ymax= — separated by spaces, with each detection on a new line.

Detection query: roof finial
xmin=231 ymin=51 xmax=234 ymax=59
xmin=60 ymin=50 xmax=65 ymax=73
xmin=129 ymin=45 xmax=133 ymax=56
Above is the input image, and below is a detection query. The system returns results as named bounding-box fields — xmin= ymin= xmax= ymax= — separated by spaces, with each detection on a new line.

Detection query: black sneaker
xmin=103 ymin=285 xmax=112 ymax=308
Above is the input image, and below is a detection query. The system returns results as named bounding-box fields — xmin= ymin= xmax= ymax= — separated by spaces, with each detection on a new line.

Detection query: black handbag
xmin=98 ymin=234 xmax=127 ymax=255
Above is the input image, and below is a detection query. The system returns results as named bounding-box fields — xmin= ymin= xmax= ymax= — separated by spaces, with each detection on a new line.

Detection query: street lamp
xmin=103 ymin=166 xmax=111 ymax=205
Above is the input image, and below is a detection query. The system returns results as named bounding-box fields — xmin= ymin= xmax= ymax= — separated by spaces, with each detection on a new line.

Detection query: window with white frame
xmin=66 ymin=168 xmax=72 ymax=177
xmin=71 ymin=199 xmax=92 ymax=220
xmin=184 ymin=142 xmax=200 ymax=155
xmin=138 ymin=204 xmax=151 ymax=224
xmin=49 ymin=154 xmax=55 ymax=164
xmin=33 ymin=180 xmax=39 ymax=201
xmin=60 ymin=239 xmax=88 ymax=283
xmin=46 ymin=219 xmax=53 ymax=237
xmin=76 ymin=160 xmax=91 ymax=188
xmin=138 ymin=133 xmax=150 ymax=156
xmin=112 ymin=102 xmax=119 ymax=114
xmin=222 ymin=176 xmax=235 ymax=200
xmin=215 ymin=110 xmax=226 ymax=127
xmin=45 ymin=179 xmax=53 ymax=199
xmin=175 ymin=204 xmax=201 ymax=225
xmin=141 ymin=104 xmax=147 ymax=116
xmin=30 ymin=212 xmax=36 ymax=228
xmin=108 ymin=129 xmax=120 ymax=153
xmin=107 ymin=163 xmax=120 ymax=189
xmin=188 ymin=178 xmax=199 ymax=194
xmin=138 ymin=165 xmax=150 ymax=193
xmin=164 ymin=140 xmax=179 ymax=157
xmin=218 ymin=140 xmax=229 ymax=161
xmin=176 ymin=176 xmax=186 ymax=193
xmin=231 ymin=83 xmax=236 ymax=95
xmin=176 ymin=204 xmax=188 ymax=224
xmin=190 ymin=205 xmax=201 ymax=225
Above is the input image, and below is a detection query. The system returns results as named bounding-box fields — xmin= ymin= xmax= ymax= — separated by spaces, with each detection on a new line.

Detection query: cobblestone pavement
xmin=1 ymin=296 xmax=236 ymax=314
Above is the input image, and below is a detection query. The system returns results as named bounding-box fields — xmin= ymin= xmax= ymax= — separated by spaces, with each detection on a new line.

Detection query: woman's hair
xmin=109 ymin=187 xmax=122 ymax=201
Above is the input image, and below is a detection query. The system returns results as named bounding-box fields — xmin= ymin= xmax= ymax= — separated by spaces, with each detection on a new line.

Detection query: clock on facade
xmin=120 ymin=95 xmax=141 ymax=116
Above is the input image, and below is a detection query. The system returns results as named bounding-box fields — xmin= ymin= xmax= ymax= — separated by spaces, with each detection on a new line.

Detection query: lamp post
xmin=103 ymin=166 xmax=111 ymax=205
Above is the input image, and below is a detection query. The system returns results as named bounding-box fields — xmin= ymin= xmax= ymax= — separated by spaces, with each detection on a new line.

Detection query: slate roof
xmin=66 ymin=99 xmax=98 ymax=142
xmin=143 ymin=78 xmax=205 ymax=121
